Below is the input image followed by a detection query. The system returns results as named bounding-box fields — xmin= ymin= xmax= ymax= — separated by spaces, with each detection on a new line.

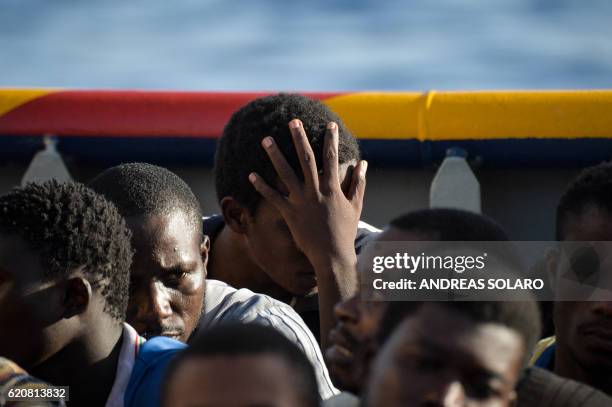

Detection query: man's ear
xmin=201 ymin=235 xmax=211 ymax=273
xmin=62 ymin=276 xmax=92 ymax=319
xmin=220 ymin=196 xmax=250 ymax=235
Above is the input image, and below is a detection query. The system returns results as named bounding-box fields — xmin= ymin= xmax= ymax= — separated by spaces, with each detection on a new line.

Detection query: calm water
xmin=1 ymin=0 xmax=611 ymax=91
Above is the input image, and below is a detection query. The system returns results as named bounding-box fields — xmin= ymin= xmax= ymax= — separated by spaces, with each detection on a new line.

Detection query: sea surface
xmin=1 ymin=0 xmax=611 ymax=91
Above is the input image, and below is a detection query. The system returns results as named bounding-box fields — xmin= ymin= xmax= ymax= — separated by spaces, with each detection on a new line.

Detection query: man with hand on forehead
xmin=210 ymin=93 xmax=379 ymax=344
xmin=247 ymin=111 xmax=369 ymax=351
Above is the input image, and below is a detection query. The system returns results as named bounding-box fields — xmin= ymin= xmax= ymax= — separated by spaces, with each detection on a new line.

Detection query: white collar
xmin=105 ymin=323 xmax=145 ymax=407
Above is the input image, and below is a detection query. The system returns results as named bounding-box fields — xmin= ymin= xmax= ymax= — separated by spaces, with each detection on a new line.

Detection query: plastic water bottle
xmin=429 ymin=147 xmax=481 ymax=213
xmin=21 ymin=136 xmax=72 ymax=186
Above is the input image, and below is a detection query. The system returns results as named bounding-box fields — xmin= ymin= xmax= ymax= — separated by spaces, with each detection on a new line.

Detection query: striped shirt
xmin=195 ymin=279 xmax=339 ymax=400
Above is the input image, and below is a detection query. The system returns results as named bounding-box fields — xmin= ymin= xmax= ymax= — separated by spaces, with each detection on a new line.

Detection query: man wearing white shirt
xmin=0 ymin=181 xmax=183 ymax=407
xmin=90 ymin=162 xmax=338 ymax=400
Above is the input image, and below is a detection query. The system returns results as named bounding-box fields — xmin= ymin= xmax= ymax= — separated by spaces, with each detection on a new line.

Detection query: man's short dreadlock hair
xmin=556 ymin=161 xmax=612 ymax=241
xmin=215 ymin=93 xmax=361 ymax=214
xmin=0 ymin=180 xmax=133 ymax=320
xmin=89 ymin=163 xmax=203 ymax=234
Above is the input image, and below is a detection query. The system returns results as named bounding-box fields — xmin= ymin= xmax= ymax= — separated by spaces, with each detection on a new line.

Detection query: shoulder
xmin=198 ymin=280 xmax=338 ymax=397
xmin=201 ymin=280 xmax=309 ymax=337
xmin=518 ymin=366 xmax=612 ymax=406
xmin=357 ymin=220 xmax=381 ymax=234
xmin=323 ymin=391 xmax=360 ymax=407
xmin=529 ymin=336 xmax=556 ymax=369
xmin=355 ymin=220 xmax=381 ymax=254
xmin=125 ymin=337 xmax=186 ymax=407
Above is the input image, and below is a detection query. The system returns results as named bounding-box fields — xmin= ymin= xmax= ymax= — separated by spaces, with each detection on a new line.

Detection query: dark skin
xmin=249 ymin=119 xmax=367 ymax=349
xmin=327 ymin=292 xmax=386 ymax=393
xmin=0 ymin=233 xmax=123 ymax=407
xmin=326 ymin=227 xmax=432 ymax=394
xmin=210 ymin=163 xmax=357 ymax=304
xmin=163 ymin=355 xmax=310 ymax=407
xmin=366 ymin=304 xmax=523 ymax=407
xmin=125 ymin=209 xmax=208 ymax=343
xmin=548 ymin=204 xmax=612 ymax=395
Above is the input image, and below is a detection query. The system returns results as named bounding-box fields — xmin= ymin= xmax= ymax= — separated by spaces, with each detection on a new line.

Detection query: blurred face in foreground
xmin=163 ymin=354 xmax=312 ymax=407
xmin=366 ymin=303 xmax=523 ymax=407
xmin=126 ymin=209 xmax=208 ymax=342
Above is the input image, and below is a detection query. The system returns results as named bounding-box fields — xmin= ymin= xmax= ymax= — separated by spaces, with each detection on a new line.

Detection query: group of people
xmin=1 ymin=93 xmax=612 ymax=406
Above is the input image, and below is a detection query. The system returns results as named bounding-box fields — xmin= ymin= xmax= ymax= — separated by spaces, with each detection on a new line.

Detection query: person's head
xmin=214 ymin=93 xmax=360 ymax=297
xmin=0 ymin=181 xmax=132 ymax=369
xmin=327 ymin=208 xmax=511 ymax=393
xmin=162 ymin=324 xmax=319 ymax=407
xmin=549 ymin=162 xmax=612 ymax=376
xmin=89 ymin=163 xmax=207 ymax=342
xmin=366 ymin=301 xmax=541 ymax=407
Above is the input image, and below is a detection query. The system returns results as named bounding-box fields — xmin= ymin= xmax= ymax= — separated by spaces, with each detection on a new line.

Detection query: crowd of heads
xmin=1 ymin=93 xmax=612 ymax=407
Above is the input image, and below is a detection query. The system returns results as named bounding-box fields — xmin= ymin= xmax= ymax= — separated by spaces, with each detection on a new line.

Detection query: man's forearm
xmin=312 ymin=254 xmax=358 ymax=350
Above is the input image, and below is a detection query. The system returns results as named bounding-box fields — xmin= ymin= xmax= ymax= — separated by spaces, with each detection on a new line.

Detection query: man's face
xmin=0 ymin=234 xmax=68 ymax=369
xmin=553 ymin=205 xmax=612 ymax=371
xmin=366 ymin=304 xmax=523 ymax=407
xmin=126 ymin=210 xmax=207 ymax=342
xmin=164 ymin=354 xmax=309 ymax=407
xmin=326 ymin=227 xmax=433 ymax=392
xmin=326 ymin=292 xmax=386 ymax=393
xmin=243 ymin=162 xmax=356 ymax=297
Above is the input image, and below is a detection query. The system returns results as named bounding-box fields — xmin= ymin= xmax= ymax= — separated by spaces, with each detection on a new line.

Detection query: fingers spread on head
xmin=323 ymin=121 xmax=340 ymax=194
xmin=289 ymin=119 xmax=319 ymax=191
xmin=348 ymin=160 xmax=368 ymax=207
xmin=248 ymin=172 xmax=287 ymax=211
xmin=261 ymin=136 xmax=300 ymax=194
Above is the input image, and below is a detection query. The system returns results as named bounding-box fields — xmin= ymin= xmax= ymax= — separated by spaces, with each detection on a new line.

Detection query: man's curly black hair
xmin=215 ymin=93 xmax=361 ymax=214
xmin=556 ymin=161 xmax=612 ymax=241
xmin=162 ymin=324 xmax=319 ymax=407
xmin=89 ymin=163 xmax=203 ymax=234
xmin=0 ymin=180 xmax=133 ymax=321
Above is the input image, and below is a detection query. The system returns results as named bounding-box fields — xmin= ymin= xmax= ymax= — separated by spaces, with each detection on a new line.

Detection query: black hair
xmin=0 ymin=180 xmax=133 ymax=320
xmin=390 ymin=208 xmax=510 ymax=241
xmin=215 ymin=93 xmax=361 ymax=214
xmin=89 ymin=163 xmax=202 ymax=233
xmin=162 ymin=324 xmax=319 ymax=407
xmin=377 ymin=209 xmax=539 ymax=363
xmin=379 ymin=301 xmax=541 ymax=367
xmin=556 ymin=161 xmax=612 ymax=241
xmin=386 ymin=207 xmax=520 ymax=271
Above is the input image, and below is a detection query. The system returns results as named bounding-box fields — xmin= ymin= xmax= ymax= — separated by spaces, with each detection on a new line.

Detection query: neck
xmin=555 ymin=342 xmax=612 ymax=396
xmin=208 ymin=224 xmax=293 ymax=303
xmin=32 ymin=321 xmax=124 ymax=407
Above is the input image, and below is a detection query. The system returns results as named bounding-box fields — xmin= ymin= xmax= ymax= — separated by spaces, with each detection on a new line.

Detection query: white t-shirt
xmin=197 ymin=279 xmax=339 ymax=400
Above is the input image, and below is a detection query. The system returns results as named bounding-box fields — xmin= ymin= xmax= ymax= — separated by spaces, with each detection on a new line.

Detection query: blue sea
xmin=1 ymin=0 xmax=611 ymax=91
